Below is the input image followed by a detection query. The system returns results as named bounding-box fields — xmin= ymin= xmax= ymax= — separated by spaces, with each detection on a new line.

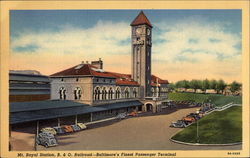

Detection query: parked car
xmin=170 ymin=120 xmax=187 ymax=128
xmin=116 ymin=112 xmax=127 ymax=119
xmin=187 ymin=113 xmax=201 ymax=120
xmin=36 ymin=132 xmax=58 ymax=148
xmin=61 ymin=125 xmax=74 ymax=133
xmin=77 ymin=123 xmax=87 ymax=130
xmin=128 ymin=111 xmax=138 ymax=117
xmin=182 ymin=116 xmax=196 ymax=123
xmin=53 ymin=126 xmax=65 ymax=135
xmin=71 ymin=124 xmax=81 ymax=132
xmin=196 ymin=103 xmax=202 ymax=107
xmin=40 ymin=127 xmax=57 ymax=135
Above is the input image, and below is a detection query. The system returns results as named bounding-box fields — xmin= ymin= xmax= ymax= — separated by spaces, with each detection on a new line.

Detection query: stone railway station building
xmin=10 ymin=11 xmax=170 ymax=129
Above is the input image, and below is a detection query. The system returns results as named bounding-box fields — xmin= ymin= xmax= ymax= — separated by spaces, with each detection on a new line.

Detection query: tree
xmin=201 ymin=79 xmax=210 ymax=93
xmin=209 ymin=79 xmax=217 ymax=91
xmin=168 ymin=83 xmax=175 ymax=92
xmin=175 ymin=80 xmax=183 ymax=88
xmin=216 ymin=79 xmax=227 ymax=94
xmin=197 ymin=80 xmax=203 ymax=92
xmin=230 ymin=81 xmax=241 ymax=93
xmin=183 ymin=80 xmax=190 ymax=91
xmin=175 ymin=80 xmax=190 ymax=92
xmin=190 ymin=80 xmax=200 ymax=93
xmin=175 ymin=80 xmax=184 ymax=92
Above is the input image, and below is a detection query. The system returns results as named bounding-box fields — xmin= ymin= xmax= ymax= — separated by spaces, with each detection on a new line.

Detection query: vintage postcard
xmin=0 ymin=0 xmax=249 ymax=158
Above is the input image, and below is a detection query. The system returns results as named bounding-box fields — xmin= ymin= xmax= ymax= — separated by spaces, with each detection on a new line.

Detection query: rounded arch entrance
xmin=145 ymin=102 xmax=154 ymax=112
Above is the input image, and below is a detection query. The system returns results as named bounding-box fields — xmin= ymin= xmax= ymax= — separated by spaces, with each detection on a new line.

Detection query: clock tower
xmin=130 ymin=11 xmax=152 ymax=98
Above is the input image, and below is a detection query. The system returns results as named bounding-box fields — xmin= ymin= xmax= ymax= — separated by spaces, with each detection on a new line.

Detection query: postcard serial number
xmin=227 ymin=152 xmax=240 ymax=155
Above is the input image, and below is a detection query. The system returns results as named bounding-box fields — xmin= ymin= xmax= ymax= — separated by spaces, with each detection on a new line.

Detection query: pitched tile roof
xmin=50 ymin=64 xmax=168 ymax=86
xmin=50 ymin=64 xmax=139 ymax=86
xmin=130 ymin=11 xmax=152 ymax=28
xmin=151 ymin=75 xmax=169 ymax=85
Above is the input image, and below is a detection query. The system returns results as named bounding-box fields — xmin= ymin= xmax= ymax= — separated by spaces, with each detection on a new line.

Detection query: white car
xmin=170 ymin=120 xmax=187 ymax=128
xmin=77 ymin=123 xmax=87 ymax=130
xmin=116 ymin=112 xmax=127 ymax=119
xmin=40 ymin=127 xmax=57 ymax=135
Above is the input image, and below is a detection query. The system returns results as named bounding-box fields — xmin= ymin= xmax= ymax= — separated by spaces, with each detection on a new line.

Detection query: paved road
xmin=38 ymin=107 xmax=241 ymax=150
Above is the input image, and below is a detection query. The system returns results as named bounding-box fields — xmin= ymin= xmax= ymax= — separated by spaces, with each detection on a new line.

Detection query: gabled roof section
xmin=130 ymin=11 xmax=152 ymax=28
xmin=151 ymin=75 xmax=169 ymax=85
xmin=50 ymin=64 xmax=168 ymax=87
xmin=50 ymin=64 xmax=139 ymax=86
xmin=50 ymin=64 xmax=93 ymax=77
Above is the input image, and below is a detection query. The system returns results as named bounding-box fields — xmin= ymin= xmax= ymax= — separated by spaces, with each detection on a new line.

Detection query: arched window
xmin=125 ymin=87 xmax=130 ymax=98
xmin=156 ymin=86 xmax=159 ymax=97
xmin=59 ymin=87 xmax=66 ymax=100
xmin=151 ymin=88 xmax=155 ymax=97
xmin=115 ymin=87 xmax=121 ymax=99
xmin=102 ymin=87 xmax=107 ymax=100
xmin=74 ymin=87 xmax=82 ymax=100
xmin=108 ymin=87 xmax=114 ymax=100
xmin=133 ymin=88 xmax=137 ymax=98
xmin=94 ymin=87 xmax=101 ymax=101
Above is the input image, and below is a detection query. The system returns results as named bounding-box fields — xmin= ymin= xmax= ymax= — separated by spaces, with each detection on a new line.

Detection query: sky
xmin=10 ymin=10 xmax=242 ymax=83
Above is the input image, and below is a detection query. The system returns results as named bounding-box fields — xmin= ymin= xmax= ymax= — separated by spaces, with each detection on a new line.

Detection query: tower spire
xmin=130 ymin=11 xmax=152 ymax=28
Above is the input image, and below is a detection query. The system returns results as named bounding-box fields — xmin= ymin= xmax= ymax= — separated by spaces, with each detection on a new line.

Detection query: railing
xmin=145 ymin=96 xmax=168 ymax=101
xmin=93 ymin=98 xmax=139 ymax=105
xmin=205 ymin=102 xmax=240 ymax=115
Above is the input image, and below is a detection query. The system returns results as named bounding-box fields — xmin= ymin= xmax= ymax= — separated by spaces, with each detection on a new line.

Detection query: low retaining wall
xmin=170 ymin=138 xmax=242 ymax=146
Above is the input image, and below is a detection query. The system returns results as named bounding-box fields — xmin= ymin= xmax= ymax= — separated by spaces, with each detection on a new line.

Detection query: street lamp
xmin=196 ymin=109 xmax=200 ymax=143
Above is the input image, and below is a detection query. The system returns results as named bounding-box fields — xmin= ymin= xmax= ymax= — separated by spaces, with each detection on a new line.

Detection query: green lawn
xmin=171 ymin=106 xmax=242 ymax=144
xmin=168 ymin=92 xmax=242 ymax=107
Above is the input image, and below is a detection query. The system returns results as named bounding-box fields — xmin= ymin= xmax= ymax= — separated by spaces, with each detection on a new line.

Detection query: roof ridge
xmin=130 ymin=11 xmax=152 ymax=27
xmin=50 ymin=64 xmax=78 ymax=76
xmin=86 ymin=64 xmax=94 ymax=76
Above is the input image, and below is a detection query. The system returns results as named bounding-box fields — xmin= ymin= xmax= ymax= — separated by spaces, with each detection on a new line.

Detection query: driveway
xmin=37 ymin=107 xmax=241 ymax=150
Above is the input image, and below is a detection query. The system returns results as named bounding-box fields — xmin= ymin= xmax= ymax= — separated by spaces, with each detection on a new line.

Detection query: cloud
xmin=10 ymin=16 xmax=241 ymax=83
xmin=11 ymin=20 xmax=131 ymax=74
xmin=151 ymin=16 xmax=241 ymax=82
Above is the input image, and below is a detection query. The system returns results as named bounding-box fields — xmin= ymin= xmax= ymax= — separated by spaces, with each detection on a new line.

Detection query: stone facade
xmin=131 ymin=24 xmax=152 ymax=98
xmin=51 ymin=76 xmax=139 ymax=105
xmin=50 ymin=77 xmax=93 ymax=104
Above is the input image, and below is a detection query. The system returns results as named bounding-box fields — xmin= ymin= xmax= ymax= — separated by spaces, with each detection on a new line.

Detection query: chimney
xmin=86 ymin=61 xmax=89 ymax=64
xmin=91 ymin=58 xmax=103 ymax=69
xmin=81 ymin=61 xmax=84 ymax=64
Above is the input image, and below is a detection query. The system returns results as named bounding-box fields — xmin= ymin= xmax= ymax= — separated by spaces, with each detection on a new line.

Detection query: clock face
xmin=136 ymin=28 xmax=142 ymax=35
xmin=147 ymin=29 xmax=151 ymax=35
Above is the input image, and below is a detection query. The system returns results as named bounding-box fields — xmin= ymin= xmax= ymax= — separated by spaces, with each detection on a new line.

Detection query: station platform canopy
xmin=10 ymin=100 xmax=143 ymax=124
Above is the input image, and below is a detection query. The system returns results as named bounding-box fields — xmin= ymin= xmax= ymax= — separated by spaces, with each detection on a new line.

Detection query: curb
xmin=169 ymin=104 xmax=242 ymax=146
xmin=85 ymin=117 xmax=117 ymax=125
xmin=169 ymin=138 xmax=242 ymax=146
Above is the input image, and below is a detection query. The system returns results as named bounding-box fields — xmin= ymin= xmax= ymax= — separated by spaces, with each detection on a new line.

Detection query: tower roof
xmin=130 ymin=11 xmax=152 ymax=28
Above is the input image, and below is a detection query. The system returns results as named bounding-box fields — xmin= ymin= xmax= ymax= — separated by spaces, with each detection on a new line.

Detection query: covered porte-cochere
xmin=142 ymin=97 xmax=169 ymax=113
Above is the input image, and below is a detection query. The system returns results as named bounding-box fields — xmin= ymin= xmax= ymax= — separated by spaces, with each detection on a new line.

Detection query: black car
xmin=187 ymin=113 xmax=201 ymax=120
